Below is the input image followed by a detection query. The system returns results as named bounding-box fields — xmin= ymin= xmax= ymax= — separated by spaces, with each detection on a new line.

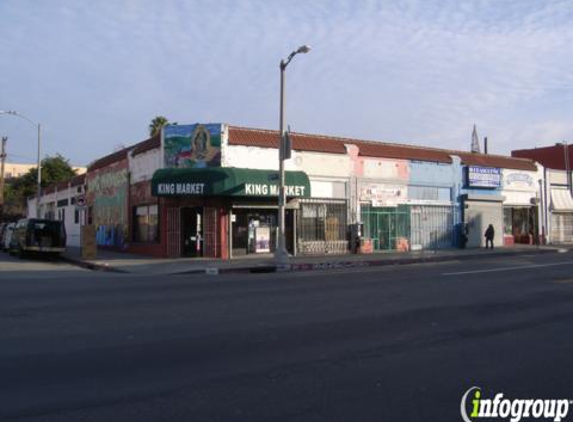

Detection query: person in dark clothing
xmin=484 ymin=224 xmax=495 ymax=249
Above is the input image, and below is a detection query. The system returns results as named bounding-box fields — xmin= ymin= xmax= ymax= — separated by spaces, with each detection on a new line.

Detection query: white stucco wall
xmin=130 ymin=149 xmax=162 ymax=183
xmin=29 ymin=185 xmax=86 ymax=247
xmin=222 ymin=145 xmax=351 ymax=199
xmin=223 ymin=145 xmax=352 ymax=177
xmin=501 ymin=168 xmax=543 ymax=205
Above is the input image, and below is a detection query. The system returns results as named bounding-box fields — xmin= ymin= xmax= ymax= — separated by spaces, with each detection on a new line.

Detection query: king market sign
xmin=244 ymin=183 xmax=306 ymax=197
xmin=154 ymin=181 xmax=307 ymax=197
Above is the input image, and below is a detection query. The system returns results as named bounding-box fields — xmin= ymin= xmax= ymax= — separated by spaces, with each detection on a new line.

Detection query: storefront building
xmin=27 ymin=174 xmax=86 ymax=247
xmin=27 ymin=122 xmax=540 ymax=258
xmin=407 ymin=161 xmax=457 ymax=250
xmin=545 ymin=170 xmax=573 ymax=243
xmin=151 ymin=167 xmax=311 ymax=258
xmin=455 ymin=154 xmax=538 ymax=248
xmin=512 ymin=144 xmax=573 ymax=244
xmin=500 ymin=168 xmax=543 ymax=245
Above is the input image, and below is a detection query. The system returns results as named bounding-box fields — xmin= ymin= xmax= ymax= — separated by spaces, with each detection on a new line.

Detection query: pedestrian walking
xmin=484 ymin=224 xmax=495 ymax=249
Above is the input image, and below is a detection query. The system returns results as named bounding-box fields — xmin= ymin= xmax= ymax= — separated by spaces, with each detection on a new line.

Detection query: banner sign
xmin=466 ymin=166 xmax=501 ymax=189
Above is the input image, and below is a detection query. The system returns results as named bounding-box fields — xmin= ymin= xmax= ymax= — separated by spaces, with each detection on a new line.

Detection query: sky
xmin=1 ymin=0 xmax=572 ymax=166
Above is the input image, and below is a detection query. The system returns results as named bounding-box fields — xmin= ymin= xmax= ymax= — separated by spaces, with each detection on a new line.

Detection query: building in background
xmin=4 ymin=162 xmax=86 ymax=179
xmin=27 ymin=174 xmax=86 ymax=247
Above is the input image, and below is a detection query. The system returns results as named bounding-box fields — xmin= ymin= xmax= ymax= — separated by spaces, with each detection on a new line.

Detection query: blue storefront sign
xmin=466 ymin=166 xmax=501 ymax=189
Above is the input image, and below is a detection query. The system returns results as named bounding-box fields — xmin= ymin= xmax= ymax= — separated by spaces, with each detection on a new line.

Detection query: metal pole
xmin=37 ymin=123 xmax=42 ymax=218
xmin=563 ymin=141 xmax=570 ymax=195
xmin=275 ymin=59 xmax=288 ymax=263
xmin=0 ymin=137 xmax=7 ymax=208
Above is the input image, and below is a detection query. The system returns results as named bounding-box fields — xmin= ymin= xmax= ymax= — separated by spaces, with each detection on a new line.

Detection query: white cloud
xmin=1 ymin=0 xmax=572 ymax=163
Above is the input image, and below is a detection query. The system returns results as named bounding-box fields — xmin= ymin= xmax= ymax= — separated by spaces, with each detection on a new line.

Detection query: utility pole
xmin=0 ymin=136 xmax=7 ymax=211
xmin=564 ymin=141 xmax=571 ymax=196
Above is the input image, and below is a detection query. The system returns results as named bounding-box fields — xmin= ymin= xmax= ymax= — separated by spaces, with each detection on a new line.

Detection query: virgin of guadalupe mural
xmin=163 ymin=123 xmax=222 ymax=168
xmin=189 ymin=125 xmax=210 ymax=168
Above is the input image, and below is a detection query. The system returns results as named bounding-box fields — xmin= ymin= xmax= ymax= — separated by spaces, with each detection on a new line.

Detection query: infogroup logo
xmin=461 ymin=387 xmax=572 ymax=422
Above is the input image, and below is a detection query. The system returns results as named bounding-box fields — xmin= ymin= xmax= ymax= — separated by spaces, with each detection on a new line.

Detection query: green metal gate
xmin=361 ymin=204 xmax=410 ymax=250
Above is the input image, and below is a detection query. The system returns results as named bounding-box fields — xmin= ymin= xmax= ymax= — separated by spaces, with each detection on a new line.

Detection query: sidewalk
xmin=61 ymin=244 xmax=568 ymax=276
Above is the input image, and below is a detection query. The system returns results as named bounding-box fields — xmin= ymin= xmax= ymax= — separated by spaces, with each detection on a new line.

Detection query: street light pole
xmin=275 ymin=45 xmax=311 ymax=264
xmin=37 ymin=122 xmax=42 ymax=217
xmin=563 ymin=141 xmax=571 ymax=196
xmin=0 ymin=110 xmax=42 ymax=217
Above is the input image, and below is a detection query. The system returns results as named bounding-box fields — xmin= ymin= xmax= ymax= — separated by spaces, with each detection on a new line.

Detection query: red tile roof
xmin=41 ymin=173 xmax=86 ymax=195
xmin=88 ymin=147 xmax=129 ymax=172
xmin=88 ymin=134 xmax=161 ymax=171
xmin=228 ymin=126 xmax=537 ymax=170
xmin=132 ymin=133 xmax=161 ymax=157
xmin=70 ymin=173 xmax=86 ymax=187
xmin=457 ymin=152 xmax=537 ymax=171
xmin=228 ymin=127 xmax=347 ymax=154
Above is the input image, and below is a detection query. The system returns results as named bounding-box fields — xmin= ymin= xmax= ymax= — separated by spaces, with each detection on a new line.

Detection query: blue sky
xmin=1 ymin=0 xmax=572 ymax=166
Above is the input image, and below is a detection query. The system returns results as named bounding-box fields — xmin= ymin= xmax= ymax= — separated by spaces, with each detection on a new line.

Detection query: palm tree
xmin=149 ymin=116 xmax=169 ymax=137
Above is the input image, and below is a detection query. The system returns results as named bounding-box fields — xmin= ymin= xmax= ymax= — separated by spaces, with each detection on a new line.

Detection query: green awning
xmin=151 ymin=167 xmax=311 ymax=198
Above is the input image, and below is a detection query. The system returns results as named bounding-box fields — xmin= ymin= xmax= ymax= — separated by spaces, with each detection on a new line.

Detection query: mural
xmin=163 ymin=123 xmax=222 ymax=168
xmin=86 ymin=162 xmax=129 ymax=247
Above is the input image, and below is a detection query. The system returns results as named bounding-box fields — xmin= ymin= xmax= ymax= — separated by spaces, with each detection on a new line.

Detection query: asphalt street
xmin=1 ymin=251 xmax=573 ymax=421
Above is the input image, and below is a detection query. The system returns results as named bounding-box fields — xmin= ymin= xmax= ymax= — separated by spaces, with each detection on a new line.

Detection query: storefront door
xmin=181 ymin=207 xmax=203 ymax=257
xmin=231 ymin=208 xmax=294 ymax=257
xmin=361 ymin=204 xmax=410 ymax=251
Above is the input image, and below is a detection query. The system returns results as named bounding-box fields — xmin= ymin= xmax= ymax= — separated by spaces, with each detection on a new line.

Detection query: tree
xmin=149 ymin=116 xmax=169 ymax=137
xmin=5 ymin=154 xmax=77 ymax=213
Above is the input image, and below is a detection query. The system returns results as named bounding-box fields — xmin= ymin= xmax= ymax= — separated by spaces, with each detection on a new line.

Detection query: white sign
xmin=76 ymin=194 xmax=87 ymax=209
xmin=360 ymin=183 xmax=406 ymax=205
xmin=504 ymin=172 xmax=534 ymax=189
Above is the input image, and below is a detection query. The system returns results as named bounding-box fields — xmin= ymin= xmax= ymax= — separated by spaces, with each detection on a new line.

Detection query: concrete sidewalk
xmin=61 ymin=244 xmax=569 ymax=275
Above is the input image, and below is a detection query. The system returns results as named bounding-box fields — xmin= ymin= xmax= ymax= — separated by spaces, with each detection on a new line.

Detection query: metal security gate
xmin=410 ymin=205 xmax=454 ymax=250
xmin=166 ymin=207 xmax=181 ymax=257
xmin=551 ymin=212 xmax=573 ymax=243
xmin=361 ymin=204 xmax=410 ymax=251
xmin=297 ymin=199 xmax=348 ymax=255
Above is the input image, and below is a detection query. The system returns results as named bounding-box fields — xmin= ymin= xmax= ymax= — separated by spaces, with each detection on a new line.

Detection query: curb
xmin=180 ymin=247 xmax=565 ymax=276
xmin=60 ymin=255 xmax=129 ymax=273
xmin=62 ymin=247 xmax=567 ymax=276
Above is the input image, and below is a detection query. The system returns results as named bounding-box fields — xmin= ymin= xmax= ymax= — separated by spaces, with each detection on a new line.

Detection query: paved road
xmin=1 ymin=251 xmax=573 ymax=421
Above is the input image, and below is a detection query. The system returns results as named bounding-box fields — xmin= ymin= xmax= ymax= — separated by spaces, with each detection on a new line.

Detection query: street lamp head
xmin=296 ymin=45 xmax=311 ymax=54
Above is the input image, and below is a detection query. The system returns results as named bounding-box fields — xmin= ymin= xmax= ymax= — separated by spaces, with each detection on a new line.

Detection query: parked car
xmin=9 ymin=218 xmax=67 ymax=258
xmin=0 ymin=223 xmax=7 ymax=250
xmin=2 ymin=223 xmax=16 ymax=252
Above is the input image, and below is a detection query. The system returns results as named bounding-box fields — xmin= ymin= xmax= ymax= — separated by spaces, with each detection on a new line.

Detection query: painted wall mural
xmin=163 ymin=123 xmax=222 ymax=168
xmin=86 ymin=161 xmax=129 ymax=247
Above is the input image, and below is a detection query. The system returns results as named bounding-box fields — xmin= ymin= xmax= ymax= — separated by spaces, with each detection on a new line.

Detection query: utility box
xmin=81 ymin=225 xmax=97 ymax=260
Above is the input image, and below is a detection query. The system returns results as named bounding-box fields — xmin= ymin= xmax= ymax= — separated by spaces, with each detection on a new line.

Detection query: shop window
xmin=504 ymin=208 xmax=513 ymax=235
xmin=299 ymin=201 xmax=347 ymax=242
xmin=133 ymin=204 xmax=159 ymax=243
xmin=409 ymin=186 xmax=451 ymax=202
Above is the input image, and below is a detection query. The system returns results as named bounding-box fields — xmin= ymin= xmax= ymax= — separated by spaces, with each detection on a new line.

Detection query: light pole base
xmin=274 ymin=247 xmax=290 ymax=265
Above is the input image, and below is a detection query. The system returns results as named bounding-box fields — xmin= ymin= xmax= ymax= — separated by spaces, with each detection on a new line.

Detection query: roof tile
xmin=228 ymin=126 xmax=536 ymax=170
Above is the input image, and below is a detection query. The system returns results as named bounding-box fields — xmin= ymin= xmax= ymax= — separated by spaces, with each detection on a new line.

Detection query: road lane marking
xmin=553 ymin=278 xmax=573 ymax=284
xmin=442 ymin=261 xmax=573 ymax=276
